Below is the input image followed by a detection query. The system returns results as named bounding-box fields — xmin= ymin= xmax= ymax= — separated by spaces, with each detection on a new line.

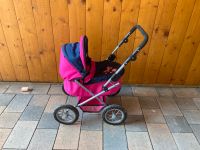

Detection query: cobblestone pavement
xmin=0 ymin=82 xmax=200 ymax=150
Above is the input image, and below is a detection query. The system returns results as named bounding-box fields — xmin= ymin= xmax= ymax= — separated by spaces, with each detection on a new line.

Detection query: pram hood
xmin=59 ymin=36 xmax=93 ymax=81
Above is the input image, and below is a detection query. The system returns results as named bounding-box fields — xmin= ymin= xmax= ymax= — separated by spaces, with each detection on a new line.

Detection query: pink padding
xmin=79 ymin=36 xmax=86 ymax=70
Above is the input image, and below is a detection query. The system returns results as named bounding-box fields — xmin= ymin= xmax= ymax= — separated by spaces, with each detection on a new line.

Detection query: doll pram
xmin=54 ymin=25 xmax=148 ymax=125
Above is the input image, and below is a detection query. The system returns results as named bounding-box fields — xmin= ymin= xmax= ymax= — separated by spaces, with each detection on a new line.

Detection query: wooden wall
xmin=0 ymin=0 xmax=200 ymax=85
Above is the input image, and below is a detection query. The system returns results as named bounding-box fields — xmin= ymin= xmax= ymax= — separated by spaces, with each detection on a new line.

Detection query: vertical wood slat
xmin=32 ymin=0 xmax=58 ymax=82
xmin=50 ymin=0 xmax=70 ymax=81
xmin=101 ymin=0 xmax=122 ymax=60
xmin=128 ymin=0 xmax=160 ymax=83
xmin=68 ymin=0 xmax=86 ymax=42
xmin=156 ymin=0 xmax=196 ymax=84
xmin=0 ymin=0 xmax=29 ymax=81
xmin=0 ymin=21 xmax=16 ymax=81
xmin=172 ymin=0 xmax=200 ymax=84
xmin=117 ymin=0 xmax=141 ymax=83
xmin=143 ymin=0 xmax=178 ymax=83
xmin=13 ymin=0 xmax=43 ymax=81
xmin=86 ymin=0 xmax=104 ymax=61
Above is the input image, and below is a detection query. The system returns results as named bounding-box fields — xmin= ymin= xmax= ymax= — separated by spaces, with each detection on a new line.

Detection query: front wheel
xmin=102 ymin=104 xmax=127 ymax=125
xmin=54 ymin=105 xmax=79 ymax=125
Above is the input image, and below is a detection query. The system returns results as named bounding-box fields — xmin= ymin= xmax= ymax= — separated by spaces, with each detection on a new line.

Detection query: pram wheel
xmin=102 ymin=104 xmax=127 ymax=125
xmin=54 ymin=105 xmax=79 ymax=125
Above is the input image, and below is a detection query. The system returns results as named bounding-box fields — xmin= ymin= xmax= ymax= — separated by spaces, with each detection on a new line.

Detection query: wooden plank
xmin=86 ymin=0 xmax=103 ymax=61
xmin=50 ymin=0 xmax=70 ymax=81
xmin=68 ymin=0 xmax=86 ymax=42
xmin=172 ymin=0 xmax=200 ymax=84
xmin=185 ymin=44 xmax=200 ymax=85
xmin=143 ymin=0 xmax=178 ymax=83
xmin=128 ymin=0 xmax=160 ymax=83
xmin=117 ymin=0 xmax=141 ymax=83
xmin=0 ymin=0 xmax=29 ymax=81
xmin=101 ymin=0 xmax=122 ymax=60
xmin=156 ymin=0 xmax=196 ymax=84
xmin=32 ymin=0 xmax=58 ymax=82
xmin=0 ymin=21 xmax=16 ymax=81
xmin=13 ymin=0 xmax=43 ymax=82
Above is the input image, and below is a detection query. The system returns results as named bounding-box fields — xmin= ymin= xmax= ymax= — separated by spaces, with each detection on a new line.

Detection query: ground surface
xmin=0 ymin=82 xmax=200 ymax=150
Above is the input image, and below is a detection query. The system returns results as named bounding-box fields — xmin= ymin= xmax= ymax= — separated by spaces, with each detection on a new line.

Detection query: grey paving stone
xmin=133 ymin=87 xmax=158 ymax=97
xmin=3 ymin=121 xmax=38 ymax=149
xmin=173 ymin=133 xmax=200 ymax=150
xmin=118 ymin=86 xmax=133 ymax=96
xmin=0 ymin=94 xmax=15 ymax=106
xmin=48 ymin=84 xmax=64 ymax=95
xmin=20 ymin=106 xmax=44 ymax=121
xmin=0 ymin=106 xmax=6 ymax=114
xmin=29 ymin=83 xmax=50 ymax=94
xmin=79 ymin=130 xmax=102 ymax=150
xmin=5 ymin=84 xmax=31 ymax=94
xmin=0 ymin=129 xmax=12 ymax=149
xmin=190 ymin=124 xmax=200 ymax=144
xmin=193 ymin=98 xmax=200 ymax=109
xmin=182 ymin=110 xmax=200 ymax=124
xmin=27 ymin=129 xmax=57 ymax=150
xmin=125 ymin=115 xmax=147 ymax=132
xmin=126 ymin=132 xmax=153 ymax=150
xmin=165 ymin=116 xmax=192 ymax=133
xmin=0 ymin=83 xmax=9 ymax=93
xmin=81 ymin=113 xmax=102 ymax=131
xmin=5 ymin=95 xmax=32 ymax=112
xmin=67 ymin=96 xmax=78 ymax=106
xmin=28 ymin=95 xmax=50 ymax=107
xmin=143 ymin=109 xmax=166 ymax=124
xmin=175 ymin=98 xmax=198 ymax=110
xmin=38 ymin=113 xmax=59 ymax=129
xmin=172 ymin=88 xmax=200 ymax=98
xmin=157 ymin=97 xmax=182 ymax=116
xmin=107 ymin=96 xmax=122 ymax=105
xmin=156 ymin=87 xmax=175 ymax=97
xmin=103 ymin=123 xmax=128 ymax=150
xmin=121 ymin=96 xmax=142 ymax=115
xmin=147 ymin=124 xmax=178 ymax=150
xmin=0 ymin=112 xmax=21 ymax=128
xmin=139 ymin=97 xmax=159 ymax=109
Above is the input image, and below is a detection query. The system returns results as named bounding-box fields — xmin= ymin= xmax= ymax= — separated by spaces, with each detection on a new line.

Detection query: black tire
xmin=54 ymin=105 xmax=79 ymax=125
xmin=108 ymin=88 xmax=121 ymax=97
xmin=102 ymin=104 xmax=127 ymax=125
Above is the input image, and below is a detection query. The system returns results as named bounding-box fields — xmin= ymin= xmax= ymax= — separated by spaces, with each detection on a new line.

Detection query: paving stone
xmin=3 ymin=121 xmax=38 ymax=149
xmin=156 ymin=87 xmax=175 ymax=97
xmin=29 ymin=83 xmax=50 ymax=94
xmin=165 ymin=116 xmax=192 ymax=133
xmin=5 ymin=84 xmax=31 ymax=94
xmin=48 ymin=84 xmax=64 ymax=95
xmin=28 ymin=129 xmax=57 ymax=150
xmin=172 ymin=88 xmax=200 ymax=98
xmin=0 ymin=129 xmax=11 ymax=149
xmin=79 ymin=130 xmax=102 ymax=150
xmin=143 ymin=109 xmax=166 ymax=124
xmin=182 ymin=110 xmax=200 ymax=124
xmin=81 ymin=113 xmax=102 ymax=131
xmin=0 ymin=84 xmax=9 ymax=93
xmin=175 ymin=98 xmax=198 ymax=110
xmin=190 ymin=124 xmax=200 ymax=144
xmin=157 ymin=97 xmax=182 ymax=116
xmin=103 ymin=123 xmax=128 ymax=150
xmin=0 ymin=112 xmax=21 ymax=128
xmin=28 ymin=95 xmax=50 ymax=107
xmin=38 ymin=113 xmax=59 ymax=129
xmin=173 ymin=133 xmax=200 ymax=150
xmin=54 ymin=123 xmax=81 ymax=149
xmin=193 ymin=98 xmax=200 ymax=109
xmin=44 ymin=95 xmax=66 ymax=113
xmin=107 ymin=96 xmax=122 ymax=105
xmin=133 ymin=87 xmax=158 ymax=97
xmin=0 ymin=106 xmax=6 ymax=114
xmin=126 ymin=132 xmax=153 ymax=150
xmin=0 ymin=94 xmax=15 ymax=106
xmin=139 ymin=97 xmax=159 ymax=109
xmin=125 ymin=115 xmax=147 ymax=132
xmin=121 ymin=96 xmax=142 ymax=115
xmin=67 ymin=96 xmax=78 ymax=106
xmin=5 ymin=95 xmax=32 ymax=112
xmin=147 ymin=124 xmax=178 ymax=150
xmin=20 ymin=106 xmax=44 ymax=121
xmin=118 ymin=86 xmax=133 ymax=96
